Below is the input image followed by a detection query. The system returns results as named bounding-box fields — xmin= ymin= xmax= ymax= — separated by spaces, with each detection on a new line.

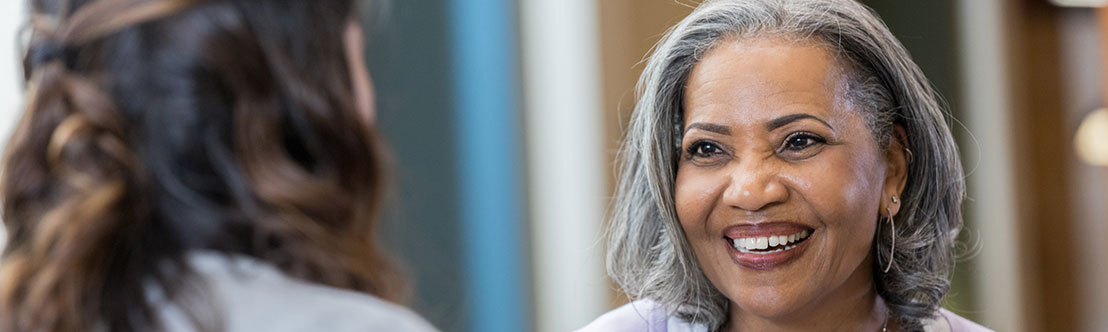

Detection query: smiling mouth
xmin=729 ymin=229 xmax=812 ymax=254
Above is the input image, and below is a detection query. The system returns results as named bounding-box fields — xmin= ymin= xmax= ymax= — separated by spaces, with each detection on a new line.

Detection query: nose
xmin=721 ymin=159 xmax=788 ymax=211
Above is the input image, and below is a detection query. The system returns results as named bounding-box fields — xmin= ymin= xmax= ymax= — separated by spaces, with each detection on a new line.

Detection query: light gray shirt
xmin=576 ymin=299 xmax=995 ymax=332
xmin=154 ymin=251 xmax=439 ymax=332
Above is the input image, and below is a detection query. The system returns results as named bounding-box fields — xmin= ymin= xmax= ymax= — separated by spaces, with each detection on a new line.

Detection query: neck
xmin=724 ymin=264 xmax=888 ymax=331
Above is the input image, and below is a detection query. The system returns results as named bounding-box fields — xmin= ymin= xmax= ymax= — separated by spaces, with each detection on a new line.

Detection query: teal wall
xmin=365 ymin=0 xmax=531 ymax=331
xmin=366 ymin=0 xmax=466 ymax=330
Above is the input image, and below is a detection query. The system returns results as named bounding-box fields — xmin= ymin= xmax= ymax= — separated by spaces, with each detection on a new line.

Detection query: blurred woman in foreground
xmin=0 ymin=0 xmax=436 ymax=331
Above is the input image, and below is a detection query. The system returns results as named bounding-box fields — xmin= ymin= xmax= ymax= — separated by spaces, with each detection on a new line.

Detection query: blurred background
xmin=2 ymin=0 xmax=1107 ymax=331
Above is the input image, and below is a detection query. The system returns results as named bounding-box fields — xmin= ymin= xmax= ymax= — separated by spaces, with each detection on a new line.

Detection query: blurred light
xmin=1049 ymin=0 xmax=1107 ymax=7
xmin=1075 ymin=108 xmax=1108 ymax=166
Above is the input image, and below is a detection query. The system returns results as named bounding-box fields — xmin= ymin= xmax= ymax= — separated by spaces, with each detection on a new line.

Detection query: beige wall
xmin=596 ymin=0 xmax=692 ymax=308
xmin=598 ymin=0 xmax=693 ymax=160
xmin=1056 ymin=6 xmax=1108 ymax=332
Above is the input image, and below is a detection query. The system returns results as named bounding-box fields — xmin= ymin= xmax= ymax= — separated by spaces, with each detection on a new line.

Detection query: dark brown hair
xmin=0 ymin=0 xmax=401 ymax=331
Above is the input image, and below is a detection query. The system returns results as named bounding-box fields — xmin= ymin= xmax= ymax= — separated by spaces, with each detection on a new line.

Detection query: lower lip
xmin=726 ymin=234 xmax=813 ymax=270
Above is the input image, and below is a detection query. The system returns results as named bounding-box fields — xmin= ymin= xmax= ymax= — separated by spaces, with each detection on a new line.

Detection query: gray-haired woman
xmin=578 ymin=0 xmax=991 ymax=331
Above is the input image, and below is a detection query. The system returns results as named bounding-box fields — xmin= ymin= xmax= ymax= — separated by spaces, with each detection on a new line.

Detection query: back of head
xmin=0 ymin=0 xmax=398 ymax=330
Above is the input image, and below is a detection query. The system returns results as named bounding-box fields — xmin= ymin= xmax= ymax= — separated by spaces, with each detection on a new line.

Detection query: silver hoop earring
xmin=883 ymin=206 xmax=896 ymax=273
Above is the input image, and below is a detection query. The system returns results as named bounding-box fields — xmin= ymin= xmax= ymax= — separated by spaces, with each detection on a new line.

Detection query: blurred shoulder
xmin=164 ymin=251 xmax=439 ymax=332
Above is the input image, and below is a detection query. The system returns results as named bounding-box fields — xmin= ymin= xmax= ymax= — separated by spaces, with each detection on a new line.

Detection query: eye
xmin=781 ymin=132 xmax=827 ymax=152
xmin=687 ymin=140 xmax=724 ymax=159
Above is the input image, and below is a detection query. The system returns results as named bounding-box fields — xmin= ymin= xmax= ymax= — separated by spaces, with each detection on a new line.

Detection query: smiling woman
xmin=578 ymin=0 xmax=991 ymax=331
xmin=677 ymin=37 xmax=905 ymax=328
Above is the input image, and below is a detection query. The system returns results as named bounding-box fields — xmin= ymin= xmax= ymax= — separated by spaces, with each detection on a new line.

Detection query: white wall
xmin=519 ymin=0 xmax=610 ymax=331
xmin=0 ymin=0 xmax=27 ymax=250
xmin=956 ymin=0 xmax=1024 ymax=331
xmin=1 ymin=1 xmax=25 ymax=140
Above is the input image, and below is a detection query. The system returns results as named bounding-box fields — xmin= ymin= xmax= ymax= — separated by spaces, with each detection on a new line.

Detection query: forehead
xmin=683 ymin=37 xmax=851 ymax=125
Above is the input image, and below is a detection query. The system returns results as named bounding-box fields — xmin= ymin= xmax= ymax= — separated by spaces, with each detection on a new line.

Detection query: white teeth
xmin=735 ymin=243 xmax=799 ymax=254
xmin=730 ymin=229 xmax=812 ymax=253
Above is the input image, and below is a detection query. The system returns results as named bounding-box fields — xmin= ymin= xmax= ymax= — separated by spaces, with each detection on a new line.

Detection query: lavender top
xmin=576 ymin=300 xmax=994 ymax=332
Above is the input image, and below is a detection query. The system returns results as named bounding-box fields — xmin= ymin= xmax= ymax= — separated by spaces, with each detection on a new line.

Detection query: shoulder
xmin=575 ymin=300 xmax=708 ymax=332
xmin=924 ymin=308 xmax=994 ymax=332
xmin=575 ymin=300 xmax=668 ymax=332
xmin=170 ymin=251 xmax=439 ymax=332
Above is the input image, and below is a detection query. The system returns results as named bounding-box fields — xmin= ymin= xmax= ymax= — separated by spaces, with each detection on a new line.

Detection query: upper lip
xmin=722 ymin=221 xmax=814 ymax=239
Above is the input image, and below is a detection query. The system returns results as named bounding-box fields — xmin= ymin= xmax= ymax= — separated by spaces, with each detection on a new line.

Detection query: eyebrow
xmin=685 ymin=122 xmax=731 ymax=135
xmin=765 ymin=113 xmax=834 ymax=131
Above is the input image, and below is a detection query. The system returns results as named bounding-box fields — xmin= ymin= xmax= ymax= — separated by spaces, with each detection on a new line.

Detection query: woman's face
xmin=675 ymin=37 xmax=905 ymax=320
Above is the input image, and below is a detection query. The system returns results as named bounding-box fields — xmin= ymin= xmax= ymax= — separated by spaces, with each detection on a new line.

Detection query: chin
xmin=727 ymin=286 xmax=811 ymax=320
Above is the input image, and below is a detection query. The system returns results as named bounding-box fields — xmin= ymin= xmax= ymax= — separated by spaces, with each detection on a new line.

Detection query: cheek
xmin=674 ymin=167 xmax=725 ymax=236
xmin=795 ymin=156 xmax=881 ymax=214
xmin=789 ymin=148 xmax=885 ymax=261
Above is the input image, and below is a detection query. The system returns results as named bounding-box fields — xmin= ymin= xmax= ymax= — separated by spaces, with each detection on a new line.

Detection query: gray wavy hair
xmin=605 ymin=0 xmax=965 ymax=330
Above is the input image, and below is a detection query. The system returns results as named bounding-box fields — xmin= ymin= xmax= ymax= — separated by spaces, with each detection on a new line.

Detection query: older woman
xmin=580 ymin=0 xmax=990 ymax=331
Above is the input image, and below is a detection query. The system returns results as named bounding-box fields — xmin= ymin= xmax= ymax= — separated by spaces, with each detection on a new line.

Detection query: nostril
xmin=722 ymin=172 xmax=790 ymax=212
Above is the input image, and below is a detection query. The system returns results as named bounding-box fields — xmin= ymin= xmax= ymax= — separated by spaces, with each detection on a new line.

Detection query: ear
xmin=882 ymin=125 xmax=909 ymax=217
xmin=345 ymin=20 xmax=376 ymax=124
